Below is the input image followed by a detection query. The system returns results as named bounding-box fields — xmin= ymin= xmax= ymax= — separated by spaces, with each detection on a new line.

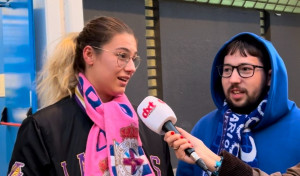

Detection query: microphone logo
xmin=142 ymin=101 xmax=156 ymax=118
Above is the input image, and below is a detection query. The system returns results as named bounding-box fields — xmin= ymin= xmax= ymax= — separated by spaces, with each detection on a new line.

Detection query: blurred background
xmin=0 ymin=0 xmax=299 ymax=175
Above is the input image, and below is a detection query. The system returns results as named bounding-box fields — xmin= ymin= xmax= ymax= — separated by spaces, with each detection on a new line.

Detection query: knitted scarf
xmin=211 ymin=95 xmax=268 ymax=167
xmin=75 ymin=73 xmax=154 ymax=176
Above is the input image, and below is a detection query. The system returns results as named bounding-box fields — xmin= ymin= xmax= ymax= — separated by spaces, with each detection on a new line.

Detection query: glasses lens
xmin=133 ymin=56 xmax=141 ymax=69
xmin=116 ymin=53 xmax=129 ymax=68
xmin=117 ymin=53 xmax=141 ymax=69
xmin=238 ymin=65 xmax=254 ymax=78
xmin=221 ymin=65 xmax=232 ymax=78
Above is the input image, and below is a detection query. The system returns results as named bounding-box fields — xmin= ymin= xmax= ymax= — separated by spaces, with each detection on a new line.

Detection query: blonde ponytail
xmin=37 ymin=32 xmax=79 ymax=107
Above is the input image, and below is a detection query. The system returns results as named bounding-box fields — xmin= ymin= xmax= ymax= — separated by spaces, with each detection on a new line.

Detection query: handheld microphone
xmin=137 ymin=96 xmax=208 ymax=172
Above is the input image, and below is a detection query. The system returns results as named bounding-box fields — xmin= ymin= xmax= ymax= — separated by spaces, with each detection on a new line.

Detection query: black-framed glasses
xmin=217 ymin=64 xmax=264 ymax=78
xmin=91 ymin=46 xmax=141 ymax=69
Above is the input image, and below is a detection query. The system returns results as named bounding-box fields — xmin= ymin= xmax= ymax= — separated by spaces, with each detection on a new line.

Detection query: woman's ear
xmin=83 ymin=45 xmax=95 ymax=66
xmin=267 ymin=70 xmax=272 ymax=86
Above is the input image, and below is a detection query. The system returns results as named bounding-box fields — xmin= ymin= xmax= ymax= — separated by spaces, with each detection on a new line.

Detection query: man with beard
xmin=176 ymin=32 xmax=300 ymax=176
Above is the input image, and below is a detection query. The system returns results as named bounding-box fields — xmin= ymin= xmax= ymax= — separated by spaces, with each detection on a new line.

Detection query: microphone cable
xmin=186 ymin=148 xmax=210 ymax=175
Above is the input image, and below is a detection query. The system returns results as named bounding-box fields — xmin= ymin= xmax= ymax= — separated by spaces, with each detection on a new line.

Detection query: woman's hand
xmin=164 ymin=129 xmax=195 ymax=164
xmin=164 ymin=127 xmax=221 ymax=171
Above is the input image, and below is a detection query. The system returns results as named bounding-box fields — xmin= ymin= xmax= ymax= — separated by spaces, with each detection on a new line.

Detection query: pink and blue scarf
xmin=75 ymin=73 xmax=154 ymax=176
xmin=211 ymin=95 xmax=268 ymax=167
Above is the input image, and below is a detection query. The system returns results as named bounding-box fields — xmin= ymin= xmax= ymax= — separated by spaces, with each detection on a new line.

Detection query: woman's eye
xmin=118 ymin=53 xmax=128 ymax=59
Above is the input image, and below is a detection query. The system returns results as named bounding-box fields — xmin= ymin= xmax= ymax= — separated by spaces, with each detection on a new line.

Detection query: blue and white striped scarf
xmin=211 ymin=95 xmax=268 ymax=167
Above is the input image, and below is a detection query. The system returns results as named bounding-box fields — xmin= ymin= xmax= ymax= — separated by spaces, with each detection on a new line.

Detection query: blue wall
xmin=0 ymin=0 xmax=36 ymax=175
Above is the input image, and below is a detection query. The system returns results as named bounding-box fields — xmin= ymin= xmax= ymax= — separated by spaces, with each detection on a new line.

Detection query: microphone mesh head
xmin=137 ymin=96 xmax=177 ymax=134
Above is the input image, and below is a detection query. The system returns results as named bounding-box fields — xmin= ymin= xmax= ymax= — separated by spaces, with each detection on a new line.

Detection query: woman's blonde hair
xmin=37 ymin=32 xmax=79 ymax=107
xmin=37 ymin=16 xmax=135 ymax=107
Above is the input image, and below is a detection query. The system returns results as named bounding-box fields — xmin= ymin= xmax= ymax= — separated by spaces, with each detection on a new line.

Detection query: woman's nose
xmin=124 ymin=59 xmax=136 ymax=73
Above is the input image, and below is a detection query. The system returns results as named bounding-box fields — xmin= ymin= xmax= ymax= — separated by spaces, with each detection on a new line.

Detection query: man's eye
xmin=241 ymin=66 xmax=252 ymax=71
xmin=223 ymin=67 xmax=231 ymax=72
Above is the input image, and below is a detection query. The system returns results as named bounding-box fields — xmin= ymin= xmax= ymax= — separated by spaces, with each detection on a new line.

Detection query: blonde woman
xmin=8 ymin=16 xmax=173 ymax=176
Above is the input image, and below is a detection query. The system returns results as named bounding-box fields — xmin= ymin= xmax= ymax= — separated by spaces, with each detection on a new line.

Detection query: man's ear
xmin=267 ymin=70 xmax=272 ymax=86
xmin=83 ymin=45 xmax=95 ymax=66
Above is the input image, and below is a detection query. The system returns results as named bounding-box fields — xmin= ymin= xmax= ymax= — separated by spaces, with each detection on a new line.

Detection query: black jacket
xmin=8 ymin=96 xmax=173 ymax=176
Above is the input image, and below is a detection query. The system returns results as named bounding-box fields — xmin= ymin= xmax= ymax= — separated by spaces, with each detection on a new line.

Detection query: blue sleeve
xmin=177 ymin=110 xmax=220 ymax=176
xmin=176 ymin=160 xmax=195 ymax=176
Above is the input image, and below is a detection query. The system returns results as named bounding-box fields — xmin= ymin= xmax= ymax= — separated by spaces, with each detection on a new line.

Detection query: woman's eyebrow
xmin=115 ymin=47 xmax=138 ymax=55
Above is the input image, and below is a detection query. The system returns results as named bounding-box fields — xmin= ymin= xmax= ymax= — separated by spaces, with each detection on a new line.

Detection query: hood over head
xmin=211 ymin=32 xmax=290 ymax=130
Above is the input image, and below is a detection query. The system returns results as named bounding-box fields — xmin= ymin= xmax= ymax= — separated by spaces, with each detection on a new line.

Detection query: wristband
xmin=212 ymin=156 xmax=223 ymax=176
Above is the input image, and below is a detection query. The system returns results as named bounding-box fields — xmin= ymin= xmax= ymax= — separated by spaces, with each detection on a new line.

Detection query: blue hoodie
xmin=177 ymin=32 xmax=300 ymax=175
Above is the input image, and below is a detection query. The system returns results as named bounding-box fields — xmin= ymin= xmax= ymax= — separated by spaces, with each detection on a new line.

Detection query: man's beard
xmin=226 ymin=86 xmax=269 ymax=114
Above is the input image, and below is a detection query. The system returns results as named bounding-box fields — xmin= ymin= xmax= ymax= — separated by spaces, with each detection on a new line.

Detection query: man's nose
xmin=229 ymin=68 xmax=242 ymax=83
